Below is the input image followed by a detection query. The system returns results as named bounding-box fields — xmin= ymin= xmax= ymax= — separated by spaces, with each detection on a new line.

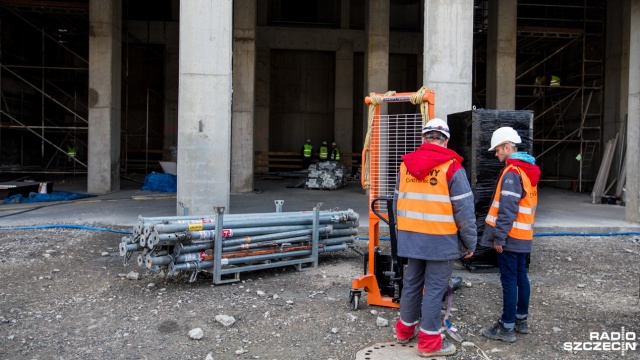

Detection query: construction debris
xmin=305 ymin=161 xmax=349 ymax=190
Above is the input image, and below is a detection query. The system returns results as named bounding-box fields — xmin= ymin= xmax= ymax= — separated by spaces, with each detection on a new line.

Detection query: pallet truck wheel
xmin=349 ymin=294 xmax=360 ymax=310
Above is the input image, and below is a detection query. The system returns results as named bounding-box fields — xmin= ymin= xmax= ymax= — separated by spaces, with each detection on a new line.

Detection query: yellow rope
xmin=409 ymin=85 xmax=431 ymax=126
xmin=362 ymin=91 xmax=395 ymax=189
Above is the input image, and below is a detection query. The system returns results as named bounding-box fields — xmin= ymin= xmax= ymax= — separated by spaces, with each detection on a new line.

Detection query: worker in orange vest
xmin=480 ymin=126 xmax=540 ymax=343
xmin=394 ymin=118 xmax=477 ymax=357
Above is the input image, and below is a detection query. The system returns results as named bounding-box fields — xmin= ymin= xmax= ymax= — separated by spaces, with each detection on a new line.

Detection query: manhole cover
xmin=354 ymin=341 xmax=445 ymax=360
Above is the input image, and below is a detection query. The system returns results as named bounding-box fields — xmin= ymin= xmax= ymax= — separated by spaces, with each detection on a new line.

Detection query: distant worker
xmin=480 ymin=126 xmax=540 ymax=343
xmin=393 ymin=118 xmax=477 ymax=357
xmin=301 ymin=139 xmax=313 ymax=170
xmin=319 ymin=141 xmax=328 ymax=161
xmin=533 ymin=75 xmax=546 ymax=97
xmin=67 ymin=138 xmax=77 ymax=162
xmin=330 ymin=142 xmax=340 ymax=161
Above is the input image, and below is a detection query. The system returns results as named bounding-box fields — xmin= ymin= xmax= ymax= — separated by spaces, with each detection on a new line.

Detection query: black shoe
xmin=515 ymin=318 xmax=530 ymax=334
xmin=481 ymin=319 xmax=516 ymax=342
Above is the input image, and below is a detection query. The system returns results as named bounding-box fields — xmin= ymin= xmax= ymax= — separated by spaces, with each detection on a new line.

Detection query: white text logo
xmin=563 ymin=328 xmax=637 ymax=356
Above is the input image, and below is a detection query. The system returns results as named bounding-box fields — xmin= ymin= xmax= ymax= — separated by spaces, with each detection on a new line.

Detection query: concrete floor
xmin=1 ymin=175 xmax=639 ymax=234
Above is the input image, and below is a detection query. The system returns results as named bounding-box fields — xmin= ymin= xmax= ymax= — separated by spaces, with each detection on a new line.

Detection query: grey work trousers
xmin=399 ymin=258 xmax=453 ymax=333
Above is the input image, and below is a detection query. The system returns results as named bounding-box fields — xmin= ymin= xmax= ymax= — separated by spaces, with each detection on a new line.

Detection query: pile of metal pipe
xmin=120 ymin=207 xmax=359 ymax=282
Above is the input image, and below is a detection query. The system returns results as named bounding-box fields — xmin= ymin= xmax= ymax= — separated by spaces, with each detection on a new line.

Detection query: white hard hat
xmin=488 ymin=127 xmax=522 ymax=151
xmin=331 ymin=142 xmax=336 ymax=146
xmin=421 ymin=118 xmax=450 ymax=139
xmin=306 ymin=139 xmax=311 ymax=143
xmin=322 ymin=141 xmax=327 ymax=145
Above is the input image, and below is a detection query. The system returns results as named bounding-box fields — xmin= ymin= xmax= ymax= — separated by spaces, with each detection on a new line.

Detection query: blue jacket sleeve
xmin=449 ymin=168 xmax=477 ymax=253
xmin=493 ymin=171 xmax=523 ymax=245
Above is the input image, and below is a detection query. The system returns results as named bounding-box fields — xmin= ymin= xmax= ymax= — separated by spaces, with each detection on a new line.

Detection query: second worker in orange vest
xmin=393 ymin=118 xmax=477 ymax=358
xmin=480 ymin=126 xmax=540 ymax=344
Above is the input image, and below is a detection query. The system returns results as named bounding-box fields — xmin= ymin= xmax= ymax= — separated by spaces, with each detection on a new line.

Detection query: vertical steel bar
xmin=213 ymin=207 xmax=224 ymax=284
xmin=274 ymin=200 xmax=284 ymax=212
xmin=312 ymin=206 xmax=319 ymax=268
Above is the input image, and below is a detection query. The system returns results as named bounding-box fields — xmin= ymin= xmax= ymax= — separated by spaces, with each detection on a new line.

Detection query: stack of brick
xmin=305 ymin=161 xmax=348 ymax=190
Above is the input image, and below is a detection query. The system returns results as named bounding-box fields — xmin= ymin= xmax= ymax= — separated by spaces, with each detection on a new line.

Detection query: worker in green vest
xmin=301 ymin=139 xmax=313 ymax=170
xmin=67 ymin=138 xmax=77 ymax=162
xmin=319 ymin=141 xmax=329 ymax=161
xmin=330 ymin=142 xmax=340 ymax=161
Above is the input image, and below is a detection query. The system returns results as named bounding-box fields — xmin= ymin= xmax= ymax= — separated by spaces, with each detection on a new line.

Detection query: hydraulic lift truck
xmin=349 ymin=197 xmax=403 ymax=310
xmin=348 ymin=88 xmax=461 ymax=311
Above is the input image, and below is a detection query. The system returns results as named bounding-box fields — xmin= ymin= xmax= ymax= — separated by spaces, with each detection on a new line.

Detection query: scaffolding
xmin=0 ymin=3 xmax=89 ymax=175
xmin=0 ymin=2 xmax=168 ymax=176
xmin=515 ymin=0 xmax=605 ymax=192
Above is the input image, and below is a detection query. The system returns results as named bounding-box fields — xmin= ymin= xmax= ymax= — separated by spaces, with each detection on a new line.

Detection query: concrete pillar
xmin=334 ymin=41 xmax=354 ymax=154
xmin=604 ymin=0 xmax=630 ymax=192
xmin=367 ymin=0 xmax=389 ymax=101
xmin=423 ymin=0 xmax=473 ymax=119
xmin=164 ymin=21 xmax=179 ymax=151
xmin=88 ymin=0 xmax=121 ymax=194
xmin=177 ymin=0 xmax=232 ymax=215
xmin=485 ymin=0 xmax=516 ymax=110
xmin=626 ymin=0 xmax=640 ymax=223
xmin=254 ymin=48 xmax=270 ymax=154
xmin=231 ymin=0 xmax=256 ymax=193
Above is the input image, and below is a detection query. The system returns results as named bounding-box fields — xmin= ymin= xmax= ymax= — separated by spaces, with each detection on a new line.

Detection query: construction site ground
xmin=0 ymin=175 xmax=639 ymax=359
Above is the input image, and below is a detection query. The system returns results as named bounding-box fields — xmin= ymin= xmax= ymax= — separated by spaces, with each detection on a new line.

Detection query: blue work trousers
xmin=399 ymin=258 xmax=452 ymax=333
xmin=497 ymin=251 xmax=530 ymax=326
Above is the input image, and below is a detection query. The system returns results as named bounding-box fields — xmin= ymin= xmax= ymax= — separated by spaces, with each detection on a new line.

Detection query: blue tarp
xmin=141 ymin=173 xmax=177 ymax=192
xmin=3 ymin=191 xmax=95 ymax=204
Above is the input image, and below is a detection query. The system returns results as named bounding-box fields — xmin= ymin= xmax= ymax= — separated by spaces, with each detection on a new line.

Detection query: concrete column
xmin=334 ymin=41 xmax=354 ymax=155
xmin=485 ymin=0 xmax=516 ymax=110
xmin=164 ymin=21 xmax=179 ymax=150
xmin=367 ymin=0 xmax=389 ymax=101
xmin=626 ymin=0 xmax=640 ymax=223
xmin=254 ymin=47 xmax=270 ymax=154
xmin=231 ymin=0 xmax=256 ymax=193
xmin=177 ymin=0 xmax=232 ymax=215
xmin=88 ymin=0 xmax=121 ymax=194
xmin=341 ymin=0 xmax=350 ymax=29
xmin=423 ymin=0 xmax=473 ymax=119
xmin=604 ymin=0 xmax=630 ymax=191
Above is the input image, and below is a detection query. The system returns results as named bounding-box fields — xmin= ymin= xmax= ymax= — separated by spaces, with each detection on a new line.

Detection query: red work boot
xmin=395 ymin=319 xmax=418 ymax=344
xmin=418 ymin=331 xmax=456 ymax=357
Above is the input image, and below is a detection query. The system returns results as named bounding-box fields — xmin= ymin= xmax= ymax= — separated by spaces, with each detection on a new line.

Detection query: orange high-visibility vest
xmin=485 ymin=164 xmax=538 ymax=240
xmin=396 ymin=160 xmax=458 ymax=235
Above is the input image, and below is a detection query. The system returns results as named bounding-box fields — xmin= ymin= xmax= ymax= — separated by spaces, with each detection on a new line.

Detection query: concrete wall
xmin=268 ymin=50 xmax=335 ymax=151
xmin=627 ymin=0 xmax=640 ymax=223
xmin=423 ymin=0 xmax=474 ymax=120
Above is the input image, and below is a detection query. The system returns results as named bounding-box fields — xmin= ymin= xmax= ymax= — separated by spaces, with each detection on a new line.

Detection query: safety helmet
xmin=421 ymin=118 xmax=450 ymax=139
xmin=331 ymin=142 xmax=336 ymax=146
xmin=306 ymin=139 xmax=311 ymax=143
xmin=322 ymin=141 xmax=327 ymax=145
xmin=488 ymin=127 xmax=522 ymax=151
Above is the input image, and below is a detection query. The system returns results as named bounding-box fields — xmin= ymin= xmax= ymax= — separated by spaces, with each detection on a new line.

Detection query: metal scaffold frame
xmin=0 ymin=3 xmax=89 ymax=174
xmin=0 ymin=2 xmax=169 ymax=176
xmin=514 ymin=0 xmax=604 ymax=192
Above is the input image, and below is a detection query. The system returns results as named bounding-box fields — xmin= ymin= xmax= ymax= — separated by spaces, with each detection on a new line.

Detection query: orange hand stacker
xmin=348 ymin=88 xmax=435 ymax=310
